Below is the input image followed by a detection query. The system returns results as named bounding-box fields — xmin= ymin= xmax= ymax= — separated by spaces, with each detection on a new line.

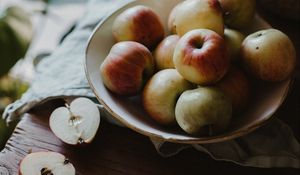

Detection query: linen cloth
xmin=3 ymin=0 xmax=299 ymax=168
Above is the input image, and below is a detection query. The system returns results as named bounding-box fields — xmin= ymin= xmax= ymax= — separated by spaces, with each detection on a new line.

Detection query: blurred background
xmin=0 ymin=0 xmax=87 ymax=149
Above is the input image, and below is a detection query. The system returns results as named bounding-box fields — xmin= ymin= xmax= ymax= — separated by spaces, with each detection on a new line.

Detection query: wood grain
xmin=0 ymin=111 xmax=299 ymax=175
xmin=1 ymin=4 xmax=300 ymax=175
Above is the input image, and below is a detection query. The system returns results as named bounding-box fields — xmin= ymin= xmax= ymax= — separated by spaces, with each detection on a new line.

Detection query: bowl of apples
xmin=85 ymin=0 xmax=295 ymax=143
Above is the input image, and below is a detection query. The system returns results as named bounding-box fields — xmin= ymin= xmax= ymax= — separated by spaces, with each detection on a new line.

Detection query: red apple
xmin=217 ymin=67 xmax=250 ymax=113
xmin=173 ymin=29 xmax=229 ymax=85
xmin=174 ymin=0 xmax=224 ymax=36
xmin=153 ymin=35 xmax=180 ymax=70
xmin=143 ymin=69 xmax=193 ymax=125
xmin=100 ymin=41 xmax=154 ymax=96
xmin=112 ymin=5 xmax=165 ymax=50
xmin=241 ymin=29 xmax=296 ymax=81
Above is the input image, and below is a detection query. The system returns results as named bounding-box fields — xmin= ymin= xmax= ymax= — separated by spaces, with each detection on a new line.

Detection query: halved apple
xmin=19 ymin=151 xmax=75 ymax=175
xmin=49 ymin=97 xmax=100 ymax=145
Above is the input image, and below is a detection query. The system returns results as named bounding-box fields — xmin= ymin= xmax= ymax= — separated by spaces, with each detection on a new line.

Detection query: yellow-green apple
xmin=175 ymin=86 xmax=232 ymax=135
xmin=143 ymin=69 xmax=193 ymax=125
xmin=218 ymin=0 xmax=256 ymax=29
xmin=217 ymin=67 xmax=250 ymax=113
xmin=100 ymin=41 xmax=155 ymax=96
xmin=49 ymin=98 xmax=100 ymax=145
xmin=167 ymin=2 xmax=183 ymax=34
xmin=224 ymin=28 xmax=245 ymax=61
xmin=112 ymin=5 xmax=164 ymax=50
xmin=174 ymin=0 xmax=224 ymax=36
xmin=153 ymin=35 xmax=180 ymax=70
xmin=173 ymin=29 xmax=229 ymax=85
xmin=19 ymin=152 xmax=75 ymax=175
xmin=241 ymin=29 xmax=296 ymax=81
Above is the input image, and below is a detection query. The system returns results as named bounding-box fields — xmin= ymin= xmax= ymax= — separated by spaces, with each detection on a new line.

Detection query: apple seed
xmin=41 ymin=167 xmax=53 ymax=175
xmin=64 ymin=158 xmax=70 ymax=165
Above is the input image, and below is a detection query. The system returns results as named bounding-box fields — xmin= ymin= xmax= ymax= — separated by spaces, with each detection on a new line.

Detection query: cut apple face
xmin=19 ymin=152 xmax=75 ymax=175
xmin=49 ymin=97 xmax=100 ymax=145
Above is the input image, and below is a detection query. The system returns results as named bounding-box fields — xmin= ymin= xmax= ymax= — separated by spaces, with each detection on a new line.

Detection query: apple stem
xmin=65 ymin=102 xmax=70 ymax=109
xmin=27 ymin=149 xmax=32 ymax=154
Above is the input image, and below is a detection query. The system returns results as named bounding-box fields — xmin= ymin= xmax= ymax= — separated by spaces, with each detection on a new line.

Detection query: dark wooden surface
xmin=0 ymin=6 xmax=299 ymax=175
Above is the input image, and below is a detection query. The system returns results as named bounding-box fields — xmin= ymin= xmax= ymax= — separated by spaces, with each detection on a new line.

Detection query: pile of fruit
xmin=100 ymin=0 xmax=296 ymax=136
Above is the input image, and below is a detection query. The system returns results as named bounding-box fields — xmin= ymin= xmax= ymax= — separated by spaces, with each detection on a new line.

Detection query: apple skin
xmin=112 ymin=5 xmax=164 ymax=50
xmin=175 ymin=87 xmax=232 ymax=135
xmin=173 ymin=29 xmax=229 ymax=85
xmin=143 ymin=69 xmax=193 ymax=125
xmin=174 ymin=0 xmax=224 ymax=36
xmin=241 ymin=29 xmax=296 ymax=82
xmin=153 ymin=35 xmax=180 ymax=70
xmin=217 ymin=67 xmax=250 ymax=113
xmin=219 ymin=0 xmax=256 ymax=29
xmin=224 ymin=28 xmax=245 ymax=61
xmin=49 ymin=98 xmax=100 ymax=145
xmin=100 ymin=41 xmax=155 ymax=96
xmin=167 ymin=2 xmax=183 ymax=34
xmin=19 ymin=152 xmax=75 ymax=175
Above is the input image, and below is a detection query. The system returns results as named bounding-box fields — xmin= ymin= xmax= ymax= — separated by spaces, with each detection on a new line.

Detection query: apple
xmin=175 ymin=87 xmax=232 ymax=135
xmin=224 ymin=28 xmax=245 ymax=61
xmin=174 ymin=0 xmax=224 ymax=36
xmin=19 ymin=152 xmax=75 ymax=175
xmin=218 ymin=0 xmax=256 ymax=29
xmin=153 ymin=35 xmax=180 ymax=70
xmin=240 ymin=29 xmax=296 ymax=81
xmin=167 ymin=2 xmax=183 ymax=34
xmin=112 ymin=5 xmax=164 ymax=50
xmin=173 ymin=29 xmax=229 ymax=85
xmin=143 ymin=69 xmax=193 ymax=125
xmin=49 ymin=97 xmax=100 ymax=145
xmin=217 ymin=67 xmax=250 ymax=113
xmin=100 ymin=41 xmax=154 ymax=96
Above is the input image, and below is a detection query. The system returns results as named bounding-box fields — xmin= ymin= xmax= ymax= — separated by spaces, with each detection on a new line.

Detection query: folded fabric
xmin=3 ymin=0 xmax=299 ymax=168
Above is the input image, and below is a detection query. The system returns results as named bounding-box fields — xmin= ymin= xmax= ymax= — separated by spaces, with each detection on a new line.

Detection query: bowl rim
xmin=84 ymin=0 xmax=293 ymax=144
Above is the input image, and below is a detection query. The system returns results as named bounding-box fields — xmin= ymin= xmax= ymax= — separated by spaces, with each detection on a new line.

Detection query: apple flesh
xmin=112 ymin=5 xmax=164 ymax=50
xmin=241 ymin=29 xmax=296 ymax=81
xmin=49 ymin=97 xmax=100 ymax=145
xmin=173 ymin=29 xmax=229 ymax=85
xmin=153 ymin=35 xmax=180 ymax=70
xmin=174 ymin=0 xmax=224 ymax=36
xmin=217 ymin=67 xmax=250 ymax=113
xmin=100 ymin=41 xmax=154 ymax=96
xmin=224 ymin=28 xmax=245 ymax=61
xmin=219 ymin=0 xmax=256 ymax=29
xmin=19 ymin=152 xmax=75 ymax=175
xmin=143 ymin=69 xmax=193 ymax=125
xmin=175 ymin=87 xmax=232 ymax=135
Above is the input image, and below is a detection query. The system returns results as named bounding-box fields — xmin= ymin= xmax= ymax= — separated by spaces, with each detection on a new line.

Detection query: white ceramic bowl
xmin=85 ymin=0 xmax=291 ymax=143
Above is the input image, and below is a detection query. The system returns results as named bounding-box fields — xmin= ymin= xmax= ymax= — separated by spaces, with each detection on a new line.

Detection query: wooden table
xmin=0 ymin=6 xmax=299 ymax=175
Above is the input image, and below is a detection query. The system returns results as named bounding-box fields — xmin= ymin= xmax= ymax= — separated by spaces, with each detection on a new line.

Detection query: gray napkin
xmin=3 ymin=0 xmax=299 ymax=168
